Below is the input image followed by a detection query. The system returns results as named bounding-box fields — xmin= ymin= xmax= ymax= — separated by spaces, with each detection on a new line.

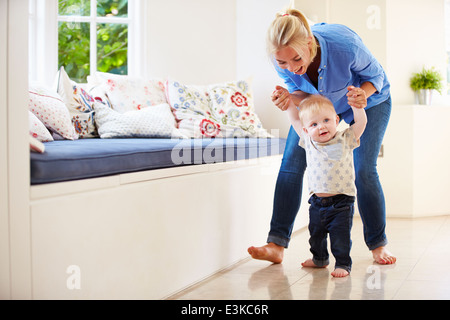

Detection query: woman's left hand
xmin=347 ymin=86 xmax=367 ymax=109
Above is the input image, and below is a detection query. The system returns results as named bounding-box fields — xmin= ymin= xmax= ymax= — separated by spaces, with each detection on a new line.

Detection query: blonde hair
xmin=298 ymin=95 xmax=336 ymax=126
xmin=266 ymin=7 xmax=318 ymax=62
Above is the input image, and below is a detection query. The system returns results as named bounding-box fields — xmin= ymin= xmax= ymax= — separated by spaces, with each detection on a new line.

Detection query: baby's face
xmin=302 ymin=109 xmax=339 ymax=143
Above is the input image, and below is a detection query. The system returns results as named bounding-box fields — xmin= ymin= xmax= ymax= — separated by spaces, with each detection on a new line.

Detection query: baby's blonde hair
xmin=298 ymin=95 xmax=337 ymax=126
xmin=266 ymin=7 xmax=318 ymax=62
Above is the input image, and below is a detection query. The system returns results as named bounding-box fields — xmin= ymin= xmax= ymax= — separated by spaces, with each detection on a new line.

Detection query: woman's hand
xmin=347 ymin=86 xmax=367 ymax=109
xmin=271 ymin=86 xmax=291 ymax=111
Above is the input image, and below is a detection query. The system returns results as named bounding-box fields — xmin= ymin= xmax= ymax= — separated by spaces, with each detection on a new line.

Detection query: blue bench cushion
xmin=30 ymin=138 xmax=286 ymax=184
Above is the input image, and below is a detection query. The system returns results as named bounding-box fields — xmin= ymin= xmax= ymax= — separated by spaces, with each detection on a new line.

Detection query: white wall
xmin=235 ymin=0 xmax=293 ymax=138
xmin=145 ymin=0 xmax=237 ymax=85
xmin=380 ymin=106 xmax=450 ymax=217
xmin=386 ymin=0 xmax=447 ymax=105
xmin=296 ymin=0 xmax=387 ymax=67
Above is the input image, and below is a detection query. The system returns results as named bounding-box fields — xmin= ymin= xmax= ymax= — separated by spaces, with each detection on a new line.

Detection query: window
xmin=29 ymin=0 xmax=146 ymax=85
xmin=58 ymin=0 xmax=129 ymax=83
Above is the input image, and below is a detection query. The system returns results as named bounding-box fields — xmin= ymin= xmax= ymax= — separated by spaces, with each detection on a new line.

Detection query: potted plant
xmin=409 ymin=67 xmax=444 ymax=105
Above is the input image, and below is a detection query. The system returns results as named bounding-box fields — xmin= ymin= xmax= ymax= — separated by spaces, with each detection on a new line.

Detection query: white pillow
xmin=94 ymin=102 xmax=185 ymax=139
xmin=28 ymin=84 xmax=77 ymax=140
xmin=55 ymin=67 xmax=98 ymax=138
xmin=29 ymin=111 xmax=54 ymax=142
xmin=88 ymin=72 xmax=168 ymax=113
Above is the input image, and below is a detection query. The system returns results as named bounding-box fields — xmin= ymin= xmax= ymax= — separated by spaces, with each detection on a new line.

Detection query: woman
xmin=248 ymin=8 xmax=396 ymax=265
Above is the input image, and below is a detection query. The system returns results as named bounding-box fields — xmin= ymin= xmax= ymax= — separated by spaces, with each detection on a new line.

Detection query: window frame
xmin=29 ymin=0 xmax=147 ymax=86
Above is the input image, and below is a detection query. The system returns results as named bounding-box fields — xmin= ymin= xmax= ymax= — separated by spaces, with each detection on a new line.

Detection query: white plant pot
xmin=414 ymin=89 xmax=433 ymax=105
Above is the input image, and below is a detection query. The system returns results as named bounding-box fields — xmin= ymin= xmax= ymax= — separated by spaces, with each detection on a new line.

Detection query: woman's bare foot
xmin=331 ymin=268 xmax=349 ymax=278
xmin=372 ymin=246 xmax=396 ymax=265
xmin=247 ymin=243 xmax=284 ymax=264
xmin=301 ymin=258 xmax=328 ymax=268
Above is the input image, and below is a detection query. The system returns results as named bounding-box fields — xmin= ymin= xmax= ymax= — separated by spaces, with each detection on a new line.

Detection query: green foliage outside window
xmin=58 ymin=0 xmax=128 ymax=83
xmin=97 ymin=23 xmax=128 ymax=77
xmin=59 ymin=0 xmax=90 ymax=16
xmin=97 ymin=0 xmax=128 ymax=17
xmin=58 ymin=22 xmax=90 ymax=83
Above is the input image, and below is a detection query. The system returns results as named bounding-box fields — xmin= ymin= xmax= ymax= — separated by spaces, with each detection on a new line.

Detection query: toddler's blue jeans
xmin=308 ymin=194 xmax=355 ymax=273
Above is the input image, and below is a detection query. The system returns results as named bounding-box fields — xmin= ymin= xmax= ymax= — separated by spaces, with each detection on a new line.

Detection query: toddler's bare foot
xmin=248 ymin=242 xmax=284 ymax=264
xmin=301 ymin=258 xmax=328 ymax=268
xmin=331 ymin=268 xmax=349 ymax=277
xmin=372 ymin=246 xmax=396 ymax=265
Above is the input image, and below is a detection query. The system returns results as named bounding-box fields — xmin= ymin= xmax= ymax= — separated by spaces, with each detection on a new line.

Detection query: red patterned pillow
xmin=28 ymin=85 xmax=77 ymax=140
xmin=28 ymin=111 xmax=53 ymax=142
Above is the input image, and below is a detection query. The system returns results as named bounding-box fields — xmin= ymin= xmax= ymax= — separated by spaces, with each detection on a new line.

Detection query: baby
xmin=286 ymin=93 xmax=367 ymax=277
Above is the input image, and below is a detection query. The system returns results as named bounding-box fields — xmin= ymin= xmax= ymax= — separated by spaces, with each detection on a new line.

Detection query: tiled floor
xmin=168 ymin=215 xmax=450 ymax=300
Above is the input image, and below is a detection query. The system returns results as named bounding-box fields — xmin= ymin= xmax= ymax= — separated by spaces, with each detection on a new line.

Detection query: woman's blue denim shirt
xmin=274 ymin=23 xmax=391 ymax=124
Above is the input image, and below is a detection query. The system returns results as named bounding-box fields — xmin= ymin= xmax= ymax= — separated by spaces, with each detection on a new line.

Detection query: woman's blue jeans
xmin=267 ymin=97 xmax=392 ymax=251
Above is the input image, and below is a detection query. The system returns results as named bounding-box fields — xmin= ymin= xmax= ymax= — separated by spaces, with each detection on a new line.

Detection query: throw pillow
xmin=56 ymin=67 xmax=98 ymax=138
xmin=166 ymin=79 xmax=272 ymax=138
xmin=29 ymin=111 xmax=54 ymax=142
xmin=165 ymin=79 xmax=213 ymax=138
xmin=88 ymin=72 xmax=167 ymax=113
xmin=28 ymin=84 xmax=77 ymax=140
xmin=207 ymin=80 xmax=272 ymax=138
xmin=94 ymin=102 xmax=185 ymax=139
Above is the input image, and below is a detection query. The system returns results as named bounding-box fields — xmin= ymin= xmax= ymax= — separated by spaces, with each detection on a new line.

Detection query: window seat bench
xmin=28 ymin=137 xmax=288 ymax=299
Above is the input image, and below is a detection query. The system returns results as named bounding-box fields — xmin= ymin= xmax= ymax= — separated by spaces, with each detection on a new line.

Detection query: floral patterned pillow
xmin=165 ymin=80 xmax=212 ymax=138
xmin=88 ymin=72 xmax=167 ymax=113
xmin=28 ymin=85 xmax=77 ymax=140
xmin=56 ymin=67 xmax=98 ymax=139
xmin=29 ymin=111 xmax=54 ymax=142
xmin=207 ymin=80 xmax=272 ymax=138
xmin=165 ymin=79 xmax=272 ymax=138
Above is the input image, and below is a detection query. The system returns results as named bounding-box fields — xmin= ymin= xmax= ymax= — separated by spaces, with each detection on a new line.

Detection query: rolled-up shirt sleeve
xmin=351 ymin=45 xmax=385 ymax=94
